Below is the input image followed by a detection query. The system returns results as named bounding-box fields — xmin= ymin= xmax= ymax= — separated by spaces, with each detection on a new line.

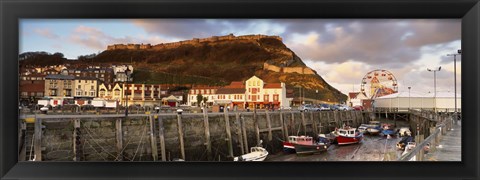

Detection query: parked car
xmin=353 ymin=105 xmax=364 ymax=111
xmin=299 ymin=104 xmax=320 ymax=112
xmin=330 ymin=104 xmax=341 ymax=111
xmin=319 ymin=104 xmax=331 ymax=111
xmin=337 ymin=104 xmax=353 ymax=111
xmin=280 ymin=106 xmax=292 ymax=110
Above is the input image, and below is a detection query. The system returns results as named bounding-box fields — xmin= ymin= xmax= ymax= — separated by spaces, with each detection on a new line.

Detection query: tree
xmin=203 ymin=97 xmax=208 ymax=107
xmin=196 ymin=94 xmax=203 ymax=107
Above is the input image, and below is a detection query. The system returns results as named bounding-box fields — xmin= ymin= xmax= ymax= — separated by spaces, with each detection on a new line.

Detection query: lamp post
xmin=316 ymin=90 xmax=318 ymax=105
xmin=447 ymin=49 xmax=461 ymax=124
xmin=408 ymin=86 xmax=411 ymax=111
xmin=427 ymin=66 xmax=441 ymax=113
xmin=124 ymin=67 xmax=131 ymax=117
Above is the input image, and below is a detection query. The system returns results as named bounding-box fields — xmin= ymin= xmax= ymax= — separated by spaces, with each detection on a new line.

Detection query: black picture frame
xmin=1 ymin=0 xmax=479 ymax=180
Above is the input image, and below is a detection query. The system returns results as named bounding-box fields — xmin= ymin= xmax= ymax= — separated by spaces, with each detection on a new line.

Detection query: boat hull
xmin=282 ymin=142 xmax=296 ymax=152
xmin=367 ymin=128 xmax=381 ymax=135
xmin=294 ymin=144 xmax=329 ymax=155
xmin=337 ymin=134 xmax=363 ymax=145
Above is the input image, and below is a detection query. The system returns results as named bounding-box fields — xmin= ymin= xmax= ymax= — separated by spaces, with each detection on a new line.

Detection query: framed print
xmin=1 ymin=0 xmax=479 ymax=180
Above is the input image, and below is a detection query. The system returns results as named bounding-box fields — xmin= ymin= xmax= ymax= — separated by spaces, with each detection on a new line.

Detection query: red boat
xmin=283 ymin=136 xmax=315 ymax=152
xmin=335 ymin=127 xmax=364 ymax=145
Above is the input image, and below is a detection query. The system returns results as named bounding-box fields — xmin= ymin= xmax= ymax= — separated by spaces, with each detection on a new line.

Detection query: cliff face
xmin=95 ymin=34 xmax=346 ymax=102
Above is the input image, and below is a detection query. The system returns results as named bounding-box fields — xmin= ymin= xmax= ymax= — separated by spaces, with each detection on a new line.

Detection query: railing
xmin=398 ymin=113 xmax=454 ymax=161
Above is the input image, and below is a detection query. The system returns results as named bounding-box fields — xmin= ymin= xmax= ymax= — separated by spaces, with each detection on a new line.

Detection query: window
xmin=78 ymin=85 xmax=81 ymax=89
xmin=37 ymin=92 xmax=43 ymax=97
xmin=274 ymin=94 xmax=279 ymax=101
xmin=264 ymin=95 xmax=269 ymax=101
xmin=90 ymin=91 xmax=95 ymax=96
xmin=21 ymin=92 xmax=28 ymax=97
xmin=248 ymin=81 xmax=251 ymax=86
xmin=257 ymin=81 xmax=260 ymax=86
xmin=91 ymin=86 xmax=94 ymax=90
xmin=84 ymin=80 xmax=87 ymax=83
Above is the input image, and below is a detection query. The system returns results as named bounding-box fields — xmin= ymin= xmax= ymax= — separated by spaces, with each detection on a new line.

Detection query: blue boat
xmin=382 ymin=129 xmax=396 ymax=136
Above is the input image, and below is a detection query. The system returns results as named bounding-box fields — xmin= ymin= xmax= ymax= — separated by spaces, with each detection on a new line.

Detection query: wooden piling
xmin=280 ymin=111 xmax=287 ymax=140
xmin=265 ymin=110 xmax=272 ymax=141
xmin=73 ymin=119 xmax=81 ymax=161
xmin=224 ymin=111 xmax=234 ymax=158
xmin=149 ymin=115 xmax=158 ymax=161
xmin=18 ymin=121 xmax=27 ymax=161
xmin=177 ymin=114 xmax=185 ymax=160
xmin=301 ymin=112 xmax=306 ymax=135
xmin=203 ymin=109 xmax=212 ymax=161
xmin=115 ymin=118 xmax=124 ymax=161
xmin=254 ymin=109 xmax=260 ymax=146
xmin=34 ymin=118 xmax=42 ymax=161
xmin=291 ymin=112 xmax=295 ymax=136
xmin=235 ymin=113 xmax=244 ymax=155
xmin=311 ymin=112 xmax=317 ymax=134
xmin=157 ymin=116 xmax=166 ymax=161
xmin=241 ymin=115 xmax=249 ymax=154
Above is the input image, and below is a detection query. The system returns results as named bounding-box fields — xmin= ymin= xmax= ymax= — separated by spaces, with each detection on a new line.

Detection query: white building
xmin=244 ymin=76 xmax=287 ymax=110
xmin=347 ymin=92 xmax=369 ymax=107
xmin=187 ymin=86 xmax=219 ymax=107
xmin=373 ymin=91 xmax=461 ymax=112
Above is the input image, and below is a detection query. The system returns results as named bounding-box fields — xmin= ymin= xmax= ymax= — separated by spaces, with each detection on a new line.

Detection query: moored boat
xmin=234 ymin=146 xmax=269 ymax=161
xmin=283 ymin=135 xmax=316 ymax=152
xmin=365 ymin=121 xmax=382 ymax=135
xmin=293 ymin=134 xmax=331 ymax=155
xmin=357 ymin=124 xmax=369 ymax=134
xmin=396 ymin=136 xmax=415 ymax=150
xmin=336 ymin=127 xmax=363 ymax=145
xmin=381 ymin=123 xmax=397 ymax=136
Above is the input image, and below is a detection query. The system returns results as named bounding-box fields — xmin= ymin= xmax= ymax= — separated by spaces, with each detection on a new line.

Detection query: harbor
xmin=18 ymin=109 xmax=459 ymax=162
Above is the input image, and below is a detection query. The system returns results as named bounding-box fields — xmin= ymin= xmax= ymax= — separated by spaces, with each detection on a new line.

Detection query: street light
xmin=124 ymin=67 xmax=131 ymax=117
xmin=408 ymin=87 xmax=411 ymax=111
xmin=427 ymin=66 xmax=441 ymax=112
xmin=447 ymin=49 xmax=461 ymax=123
xmin=315 ymin=90 xmax=319 ymax=105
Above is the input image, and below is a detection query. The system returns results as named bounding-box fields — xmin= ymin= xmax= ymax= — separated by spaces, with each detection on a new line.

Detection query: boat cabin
xmin=337 ymin=128 xmax=358 ymax=137
xmin=287 ymin=136 xmax=313 ymax=145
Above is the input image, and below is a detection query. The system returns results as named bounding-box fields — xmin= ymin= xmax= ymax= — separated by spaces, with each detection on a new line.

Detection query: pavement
xmin=425 ymin=120 xmax=461 ymax=161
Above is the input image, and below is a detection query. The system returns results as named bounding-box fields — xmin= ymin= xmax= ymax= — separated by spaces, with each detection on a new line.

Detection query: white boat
xmin=233 ymin=147 xmax=268 ymax=161
xmin=401 ymin=142 xmax=417 ymax=161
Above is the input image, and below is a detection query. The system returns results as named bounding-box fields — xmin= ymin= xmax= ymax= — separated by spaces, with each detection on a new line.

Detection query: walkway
xmin=425 ymin=121 xmax=461 ymax=161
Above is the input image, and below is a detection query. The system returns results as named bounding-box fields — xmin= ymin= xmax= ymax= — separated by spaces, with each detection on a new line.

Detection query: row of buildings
xmin=21 ymin=68 xmax=291 ymax=110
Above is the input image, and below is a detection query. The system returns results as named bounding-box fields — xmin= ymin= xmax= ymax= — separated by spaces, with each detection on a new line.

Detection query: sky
xmin=20 ymin=19 xmax=461 ymax=96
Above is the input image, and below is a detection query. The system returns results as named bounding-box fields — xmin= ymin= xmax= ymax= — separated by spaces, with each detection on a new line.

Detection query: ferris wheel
xmin=360 ymin=69 xmax=398 ymax=98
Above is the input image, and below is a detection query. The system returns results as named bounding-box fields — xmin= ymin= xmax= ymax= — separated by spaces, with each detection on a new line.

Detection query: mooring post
xmin=254 ymin=108 xmax=260 ymax=146
xmin=157 ymin=116 xmax=166 ymax=161
xmin=149 ymin=115 xmax=158 ymax=161
xmin=18 ymin=120 xmax=27 ymax=161
xmin=241 ymin=114 xmax=249 ymax=154
xmin=235 ymin=112 xmax=244 ymax=155
xmin=301 ymin=111 xmax=307 ymax=134
xmin=265 ymin=110 xmax=273 ymax=141
xmin=224 ymin=110 xmax=234 ymax=158
xmin=203 ymin=108 xmax=212 ymax=161
xmin=115 ymin=118 xmax=124 ymax=161
xmin=290 ymin=112 xmax=295 ymax=136
xmin=280 ymin=111 xmax=287 ymax=140
xmin=73 ymin=119 xmax=82 ymax=161
xmin=34 ymin=118 xmax=42 ymax=161
xmin=177 ymin=114 xmax=185 ymax=160
xmin=311 ymin=111 xmax=318 ymax=135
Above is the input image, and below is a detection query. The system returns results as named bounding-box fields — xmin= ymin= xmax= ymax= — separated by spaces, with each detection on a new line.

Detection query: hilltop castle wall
xmin=106 ymin=34 xmax=283 ymax=51
xmin=263 ymin=62 xmax=316 ymax=75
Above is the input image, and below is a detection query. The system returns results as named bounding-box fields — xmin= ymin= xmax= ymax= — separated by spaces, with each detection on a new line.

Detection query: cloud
xmin=33 ymin=28 xmax=59 ymax=39
xmin=69 ymin=25 xmax=170 ymax=51
xmin=281 ymin=20 xmax=460 ymax=67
